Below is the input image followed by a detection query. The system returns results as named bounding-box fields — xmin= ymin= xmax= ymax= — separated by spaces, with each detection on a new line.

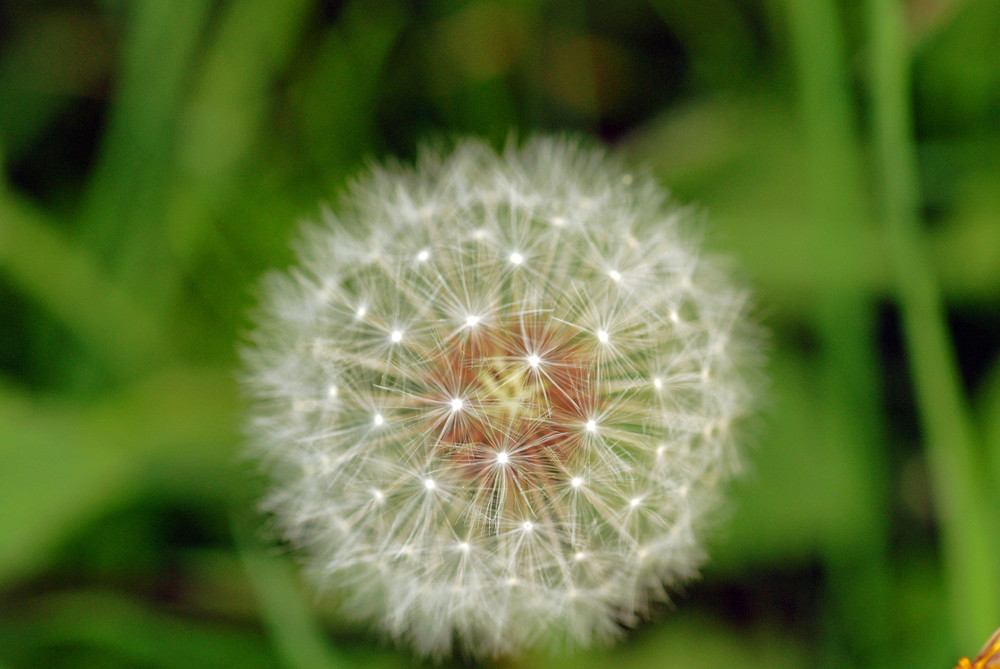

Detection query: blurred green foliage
xmin=1 ymin=0 xmax=999 ymax=667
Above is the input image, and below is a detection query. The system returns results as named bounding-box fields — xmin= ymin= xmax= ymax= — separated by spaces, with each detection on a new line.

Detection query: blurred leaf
xmin=3 ymin=590 xmax=277 ymax=669
xmin=626 ymin=94 xmax=1000 ymax=308
xmin=915 ymin=0 xmax=1000 ymax=131
xmin=930 ymin=168 xmax=1000 ymax=303
xmin=647 ymin=0 xmax=756 ymax=88
xmin=778 ymin=2 xmax=893 ymax=664
xmin=294 ymin=0 xmax=405 ymax=177
xmin=0 ymin=384 xmax=132 ymax=585
xmin=0 ymin=367 xmax=237 ymax=585
xmin=78 ymin=0 xmax=213 ymax=274
xmin=624 ymin=96 xmax=888 ymax=306
xmin=168 ymin=0 xmax=313 ymax=230
xmin=0 ymin=187 xmax=174 ymax=377
xmin=0 ymin=8 xmax=114 ymax=159
xmin=713 ymin=350 xmax=877 ymax=567
xmin=524 ymin=614 xmax=807 ymax=669
xmin=976 ymin=352 xmax=1000 ymax=502
xmin=869 ymin=0 xmax=1000 ymax=646
xmin=237 ymin=539 xmax=350 ymax=669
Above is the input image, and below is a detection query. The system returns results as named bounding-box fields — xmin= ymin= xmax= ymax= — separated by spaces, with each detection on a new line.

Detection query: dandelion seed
xmin=242 ymin=137 xmax=762 ymax=660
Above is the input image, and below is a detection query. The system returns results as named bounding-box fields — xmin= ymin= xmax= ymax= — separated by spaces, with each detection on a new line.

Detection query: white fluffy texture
xmin=243 ymin=138 xmax=757 ymax=658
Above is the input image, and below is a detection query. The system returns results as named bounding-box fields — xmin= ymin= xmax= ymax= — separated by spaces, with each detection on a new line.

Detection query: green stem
xmin=235 ymin=522 xmax=348 ymax=669
xmin=980 ymin=356 xmax=1000 ymax=493
xmin=781 ymin=0 xmax=892 ymax=664
xmin=866 ymin=0 xmax=999 ymax=649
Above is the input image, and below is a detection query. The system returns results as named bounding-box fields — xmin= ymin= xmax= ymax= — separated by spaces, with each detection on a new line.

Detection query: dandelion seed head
xmin=242 ymin=137 xmax=762 ymax=660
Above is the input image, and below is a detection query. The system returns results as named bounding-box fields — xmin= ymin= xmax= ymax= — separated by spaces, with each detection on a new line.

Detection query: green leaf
xmin=0 ymin=367 xmax=237 ymax=584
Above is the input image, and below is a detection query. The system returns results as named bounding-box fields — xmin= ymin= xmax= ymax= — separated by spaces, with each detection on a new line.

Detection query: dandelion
xmin=242 ymin=137 xmax=761 ymax=658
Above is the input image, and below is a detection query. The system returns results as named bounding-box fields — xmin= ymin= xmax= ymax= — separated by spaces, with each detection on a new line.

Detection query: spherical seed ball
xmin=242 ymin=137 xmax=760 ymax=659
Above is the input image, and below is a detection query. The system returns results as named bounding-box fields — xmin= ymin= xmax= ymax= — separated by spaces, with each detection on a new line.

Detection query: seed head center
xmin=426 ymin=317 xmax=595 ymax=485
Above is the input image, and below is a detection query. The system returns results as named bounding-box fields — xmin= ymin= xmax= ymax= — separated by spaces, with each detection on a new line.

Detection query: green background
xmin=2 ymin=0 xmax=999 ymax=667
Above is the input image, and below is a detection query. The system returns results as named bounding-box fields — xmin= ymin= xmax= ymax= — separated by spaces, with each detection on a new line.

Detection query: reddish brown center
xmin=422 ymin=314 xmax=597 ymax=487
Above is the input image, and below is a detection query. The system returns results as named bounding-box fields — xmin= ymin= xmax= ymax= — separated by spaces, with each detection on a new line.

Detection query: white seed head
xmin=242 ymin=137 xmax=761 ymax=659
